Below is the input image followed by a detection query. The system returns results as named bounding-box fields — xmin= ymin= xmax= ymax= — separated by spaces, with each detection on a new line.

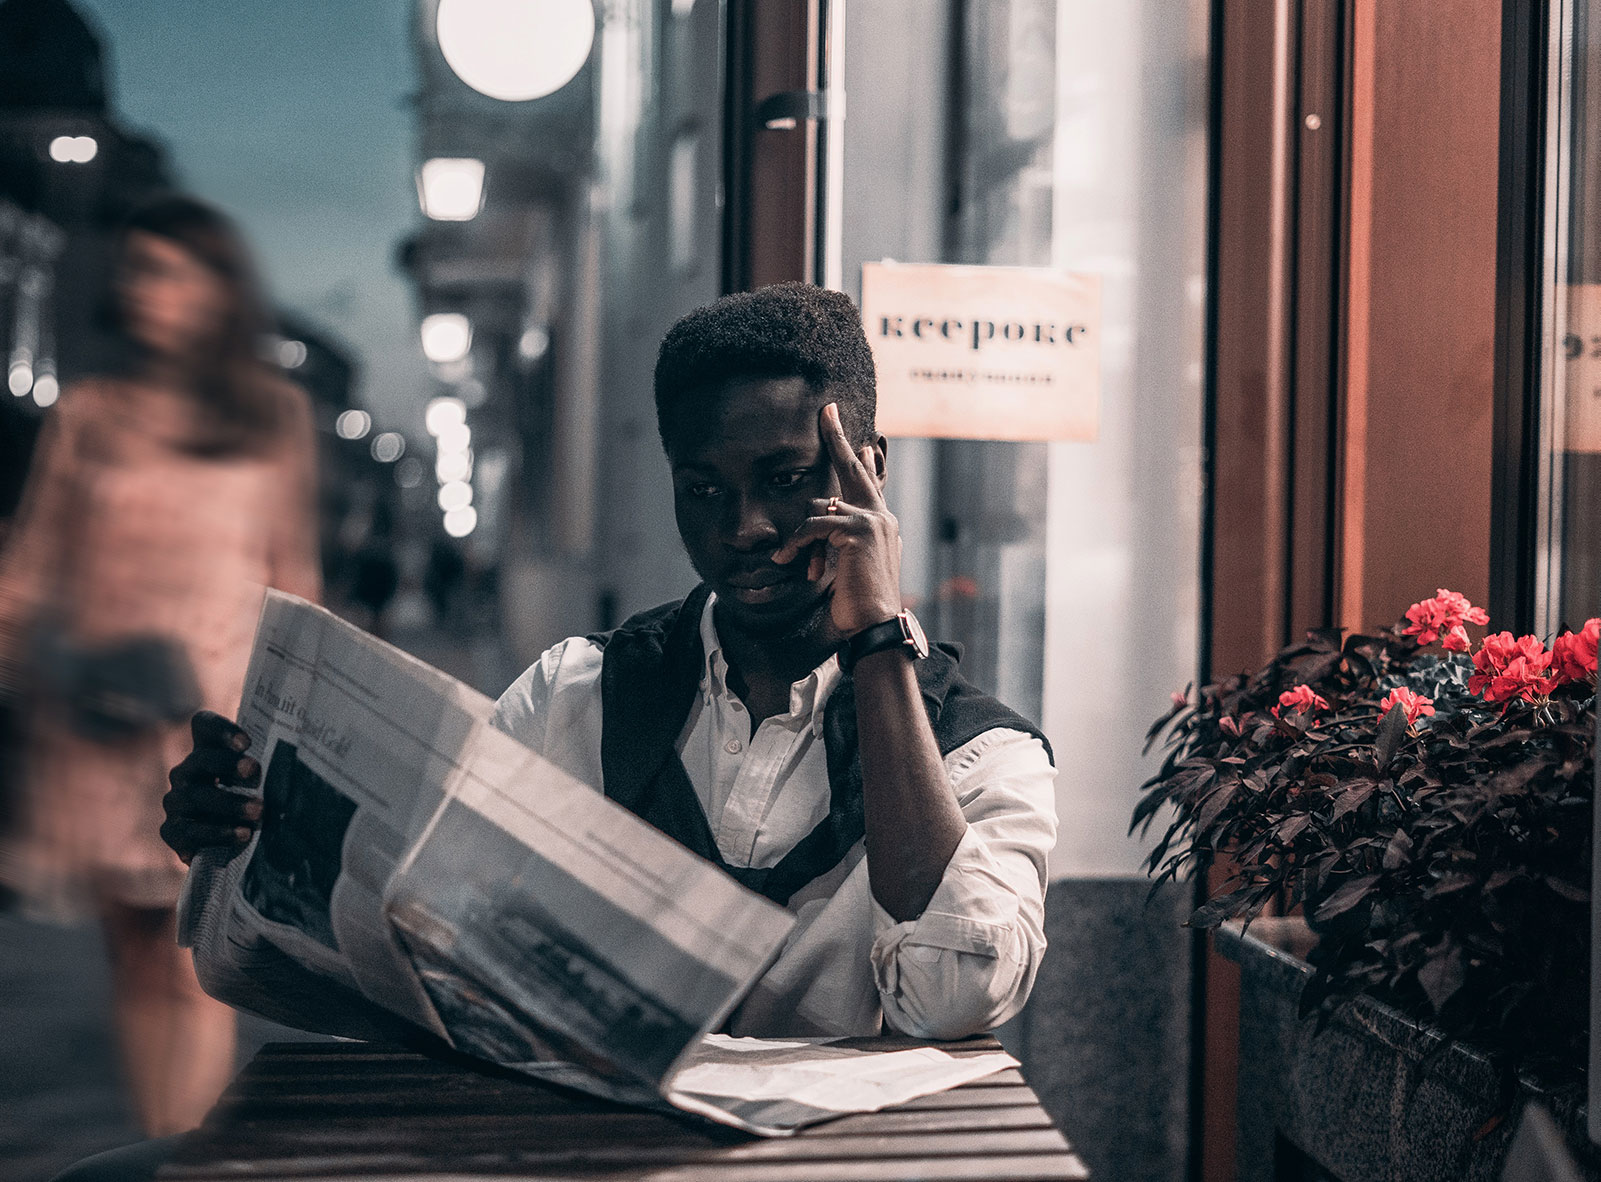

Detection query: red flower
xmin=1378 ymin=687 xmax=1435 ymax=724
xmin=1401 ymin=589 xmax=1490 ymax=647
xmin=1469 ymin=632 xmax=1560 ymax=704
xmin=1551 ymin=618 xmax=1599 ymax=684
xmin=1272 ymin=685 xmax=1330 ymax=719
xmin=1441 ymin=624 xmax=1470 ymax=653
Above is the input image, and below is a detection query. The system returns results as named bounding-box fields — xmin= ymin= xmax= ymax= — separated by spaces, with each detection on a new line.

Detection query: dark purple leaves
xmin=1374 ymin=702 xmax=1409 ymax=767
xmin=1313 ymin=874 xmax=1380 ymax=922
xmin=1417 ymin=945 xmax=1466 ymax=1012
xmin=1330 ymin=779 xmax=1378 ymax=821
xmin=1134 ymin=612 xmax=1594 ymax=1082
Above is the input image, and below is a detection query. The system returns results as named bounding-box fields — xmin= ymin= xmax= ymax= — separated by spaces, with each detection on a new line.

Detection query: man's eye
xmin=687 ymin=482 xmax=722 ymax=499
xmin=770 ymin=470 xmax=811 ymax=490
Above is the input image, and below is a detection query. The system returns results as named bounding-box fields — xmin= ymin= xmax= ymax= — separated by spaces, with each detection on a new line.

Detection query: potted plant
xmin=1133 ymin=591 xmax=1596 ymax=1179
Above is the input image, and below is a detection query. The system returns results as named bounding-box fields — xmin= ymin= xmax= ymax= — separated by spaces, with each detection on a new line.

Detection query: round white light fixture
xmin=32 ymin=373 xmax=59 ymax=407
xmin=424 ymin=396 xmax=468 ymax=436
xmin=518 ymin=325 xmax=549 ymax=360
xmin=418 ymin=157 xmax=486 ymax=221
xmin=48 ymin=135 xmax=98 ymax=163
xmin=436 ymin=0 xmax=596 ymax=102
xmin=420 ymin=313 xmax=472 ymax=364
xmin=438 ymin=480 xmax=474 ymax=512
xmin=371 ymin=432 xmax=406 ymax=463
xmin=443 ymin=505 xmax=478 ymax=538
xmin=435 ymin=422 xmax=472 ymax=455
xmin=436 ymin=450 xmax=472 ymax=483
xmin=335 ymin=409 xmax=372 ymax=440
xmin=394 ymin=457 xmax=427 ymax=489
xmin=9 ymin=361 xmax=33 ymax=396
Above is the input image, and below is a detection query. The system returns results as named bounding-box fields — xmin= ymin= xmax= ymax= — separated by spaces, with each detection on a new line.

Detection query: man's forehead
xmin=709 ymin=373 xmax=820 ymax=415
xmin=670 ymin=375 xmax=824 ymax=458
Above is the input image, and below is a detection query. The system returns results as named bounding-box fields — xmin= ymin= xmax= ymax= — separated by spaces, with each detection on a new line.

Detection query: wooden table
xmin=159 ymin=1036 xmax=1088 ymax=1181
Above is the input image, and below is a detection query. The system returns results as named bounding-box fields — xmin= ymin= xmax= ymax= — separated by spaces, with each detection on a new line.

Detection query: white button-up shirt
xmin=489 ymin=594 xmax=1057 ymax=1040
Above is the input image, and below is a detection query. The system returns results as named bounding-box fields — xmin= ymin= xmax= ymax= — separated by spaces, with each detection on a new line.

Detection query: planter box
xmin=1217 ymin=918 xmax=1598 ymax=1182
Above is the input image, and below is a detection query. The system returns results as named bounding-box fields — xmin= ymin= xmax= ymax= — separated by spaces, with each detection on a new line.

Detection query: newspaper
xmin=178 ymin=592 xmax=1016 ymax=1135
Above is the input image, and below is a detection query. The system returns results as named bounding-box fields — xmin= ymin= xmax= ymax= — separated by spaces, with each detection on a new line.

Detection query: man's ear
xmin=863 ymin=434 xmax=889 ymax=490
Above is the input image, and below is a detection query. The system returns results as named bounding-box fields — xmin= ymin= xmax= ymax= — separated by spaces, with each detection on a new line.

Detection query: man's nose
xmin=725 ymin=493 xmax=779 ymax=550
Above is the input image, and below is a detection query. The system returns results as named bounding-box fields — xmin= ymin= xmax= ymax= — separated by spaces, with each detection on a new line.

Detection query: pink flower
xmin=1378 ymin=687 xmax=1435 ymax=724
xmin=1441 ymin=624 xmax=1470 ymax=653
xmin=1272 ymin=685 xmax=1330 ymax=719
xmin=1218 ymin=715 xmax=1242 ymax=738
xmin=1401 ymin=589 xmax=1490 ymax=647
xmin=1470 ymin=632 xmax=1560 ymax=704
xmin=1552 ymin=618 xmax=1599 ymax=684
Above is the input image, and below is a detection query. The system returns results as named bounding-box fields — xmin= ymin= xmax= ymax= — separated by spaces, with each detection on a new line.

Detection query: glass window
xmin=1543 ymin=0 xmax=1601 ymax=629
xmin=840 ymin=0 xmax=1209 ymax=874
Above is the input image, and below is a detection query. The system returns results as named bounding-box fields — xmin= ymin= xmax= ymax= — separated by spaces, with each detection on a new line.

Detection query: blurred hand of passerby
xmin=160 ymin=710 xmax=263 ymax=862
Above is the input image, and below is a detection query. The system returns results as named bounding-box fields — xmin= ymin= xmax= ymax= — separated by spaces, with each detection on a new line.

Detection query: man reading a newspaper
xmin=164 ymin=283 xmax=1057 ymax=1041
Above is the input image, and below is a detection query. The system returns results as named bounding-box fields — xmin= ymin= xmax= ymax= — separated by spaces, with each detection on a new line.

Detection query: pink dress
xmin=0 ymin=378 xmax=321 ymax=917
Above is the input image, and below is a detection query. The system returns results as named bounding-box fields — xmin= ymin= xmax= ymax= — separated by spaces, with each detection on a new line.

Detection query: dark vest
xmin=591 ymin=586 xmax=1052 ymax=906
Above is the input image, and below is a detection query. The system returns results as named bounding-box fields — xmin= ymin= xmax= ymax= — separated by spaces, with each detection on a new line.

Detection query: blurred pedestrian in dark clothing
xmin=347 ymin=500 xmax=399 ymax=639
xmin=423 ymin=536 xmax=467 ymax=630
xmin=0 ymin=194 xmax=321 ymax=1136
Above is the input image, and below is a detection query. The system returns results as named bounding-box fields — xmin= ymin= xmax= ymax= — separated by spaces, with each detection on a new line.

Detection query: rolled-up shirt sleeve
xmin=869 ymin=727 xmax=1057 ymax=1039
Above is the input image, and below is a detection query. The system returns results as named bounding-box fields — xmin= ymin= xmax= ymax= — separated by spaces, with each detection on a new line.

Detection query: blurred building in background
xmin=0 ymin=0 xmax=409 ymax=621
xmin=0 ymin=0 xmax=172 ymax=516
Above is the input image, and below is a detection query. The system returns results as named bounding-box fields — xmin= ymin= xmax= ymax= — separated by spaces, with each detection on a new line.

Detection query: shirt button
xmin=724 ymin=739 xmax=743 ymax=754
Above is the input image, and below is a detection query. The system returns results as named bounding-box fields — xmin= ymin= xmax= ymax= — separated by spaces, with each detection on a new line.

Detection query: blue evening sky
xmin=75 ymin=0 xmax=427 ymax=430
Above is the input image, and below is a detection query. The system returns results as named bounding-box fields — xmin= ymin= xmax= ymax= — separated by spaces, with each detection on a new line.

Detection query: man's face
xmin=668 ymin=375 xmax=881 ymax=639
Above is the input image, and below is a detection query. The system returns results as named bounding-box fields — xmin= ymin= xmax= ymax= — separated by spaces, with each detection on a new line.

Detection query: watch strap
xmin=841 ymin=614 xmax=915 ymax=672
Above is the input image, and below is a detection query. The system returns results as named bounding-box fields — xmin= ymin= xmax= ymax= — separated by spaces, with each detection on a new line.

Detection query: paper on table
xmin=664 ymin=1035 xmax=1020 ymax=1136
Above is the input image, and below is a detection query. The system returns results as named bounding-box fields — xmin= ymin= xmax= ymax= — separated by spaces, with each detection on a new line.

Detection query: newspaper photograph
xmin=178 ymin=591 xmax=1016 ymax=1135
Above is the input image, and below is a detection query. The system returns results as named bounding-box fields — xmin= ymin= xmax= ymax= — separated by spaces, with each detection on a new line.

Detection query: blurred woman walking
xmin=0 ymin=195 xmax=321 ymax=1134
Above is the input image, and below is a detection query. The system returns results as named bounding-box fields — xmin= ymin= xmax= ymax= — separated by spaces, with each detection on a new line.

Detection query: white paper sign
xmin=860 ymin=261 xmax=1101 ymax=441
xmin=1565 ymin=283 xmax=1601 ymax=454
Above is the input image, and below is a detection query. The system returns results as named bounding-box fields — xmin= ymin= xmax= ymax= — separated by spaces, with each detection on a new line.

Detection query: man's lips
xmin=724 ymin=565 xmax=794 ymax=590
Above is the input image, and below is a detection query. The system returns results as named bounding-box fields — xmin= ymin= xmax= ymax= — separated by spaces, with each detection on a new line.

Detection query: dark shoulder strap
xmin=915 ymin=643 xmax=1055 ymax=764
xmin=593 ymin=585 xmax=712 ymax=815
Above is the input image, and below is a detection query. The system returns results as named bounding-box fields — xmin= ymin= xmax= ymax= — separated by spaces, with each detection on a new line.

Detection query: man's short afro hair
xmin=653 ymin=282 xmax=877 ymax=452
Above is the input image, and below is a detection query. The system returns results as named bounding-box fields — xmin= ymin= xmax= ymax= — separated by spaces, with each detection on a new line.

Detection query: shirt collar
xmin=700 ymin=591 xmax=841 ymax=733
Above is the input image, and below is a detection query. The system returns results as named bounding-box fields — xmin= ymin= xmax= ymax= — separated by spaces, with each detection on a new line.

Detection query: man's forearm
xmin=852 ymin=647 xmax=968 ymax=921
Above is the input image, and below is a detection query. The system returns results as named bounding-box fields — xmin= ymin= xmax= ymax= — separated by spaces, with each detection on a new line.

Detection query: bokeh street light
xmin=48 ymin=135 xmax=97 ymax=163
xmin=434 ymin=421 xmax=471 ymax=455
xmin=443 ymin=505 xmax=478 ymax=538
xmin=418 ymin=157 xmax=486 ymax=221
xmin=424 ymin=396 xmax=468 ymax=436
xmin=420 ymin=313 xmax=472 ymax=364
xmin=370 ymin=432 xmax=406 ymax=463
xmin=435 ymin=0 xmax=595 ymax=102
xmin=437 ymin=479 xmax=473 ymax=512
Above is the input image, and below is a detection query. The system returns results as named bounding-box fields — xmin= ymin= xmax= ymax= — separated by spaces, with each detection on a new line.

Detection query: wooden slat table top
xmin=159 ymin=1037 xmax=1088 ymax=1181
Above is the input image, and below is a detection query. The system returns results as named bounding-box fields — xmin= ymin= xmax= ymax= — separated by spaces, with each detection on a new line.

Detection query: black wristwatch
xmin=840 ymin=609 xmax=930 ymax=673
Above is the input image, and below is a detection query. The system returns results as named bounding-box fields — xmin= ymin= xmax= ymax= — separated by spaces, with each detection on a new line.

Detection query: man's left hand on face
xmin=772 ymin=402 xmax=902 ymax=638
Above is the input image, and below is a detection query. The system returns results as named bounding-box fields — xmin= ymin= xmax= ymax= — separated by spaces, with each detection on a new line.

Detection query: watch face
xmin=900 ymin=610 xmax=930 ymax=659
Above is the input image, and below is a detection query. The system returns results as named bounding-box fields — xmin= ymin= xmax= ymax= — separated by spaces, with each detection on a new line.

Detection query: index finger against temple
xmin=821 ymin=403 xmax=878 ymax=502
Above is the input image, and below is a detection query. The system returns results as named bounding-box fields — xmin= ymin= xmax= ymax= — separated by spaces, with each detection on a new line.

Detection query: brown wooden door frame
xmin=721 ymin=0 xmax=840 ymax=293
xmin=1201 ymin=1 xmax=1347 ymax=1178
xmin=1489 ymin=0 xmax=1551 ymax=634
xmin=1203 ymin=2 xmax=1515 ymax=1178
